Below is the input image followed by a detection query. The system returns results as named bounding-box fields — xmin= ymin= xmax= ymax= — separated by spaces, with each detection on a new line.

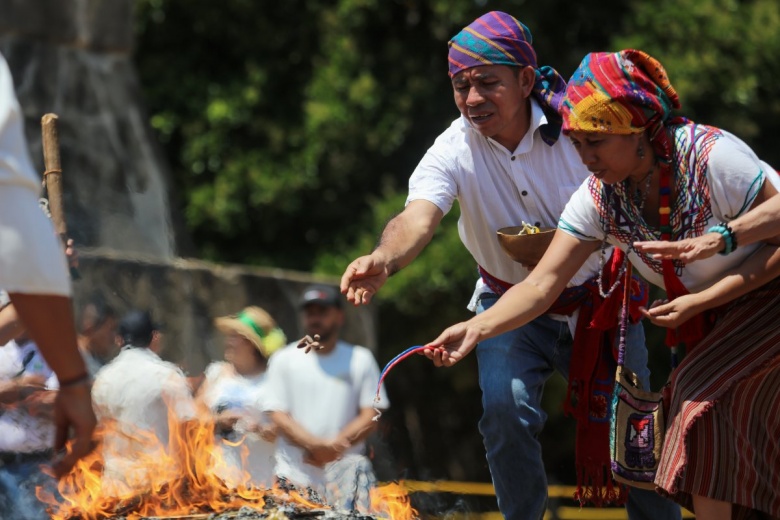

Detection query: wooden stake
xmin=41 ymin=113 xmax=67 ymax=239
xmin=41 ymin=113 xmax=79 ymax=279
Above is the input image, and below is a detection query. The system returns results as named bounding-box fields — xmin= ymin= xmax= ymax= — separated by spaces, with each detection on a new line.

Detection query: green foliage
xmin=134 ymin=0 xmax=780 ymax=482
xmin=615 ymin=0 xmax=780 ymax=164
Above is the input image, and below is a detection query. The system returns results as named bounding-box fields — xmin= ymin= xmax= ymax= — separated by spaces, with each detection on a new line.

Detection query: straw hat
xmin=215 ymin=306 xmax=286 ymax=358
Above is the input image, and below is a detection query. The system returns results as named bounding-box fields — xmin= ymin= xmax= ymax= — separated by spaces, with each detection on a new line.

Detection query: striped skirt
xmin=655 ymin=277 xmax=780 ymax=518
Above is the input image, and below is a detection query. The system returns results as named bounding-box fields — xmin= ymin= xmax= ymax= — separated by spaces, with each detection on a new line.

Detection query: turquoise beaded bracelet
xmin=708 ymin=222 xmax=737 ymax=255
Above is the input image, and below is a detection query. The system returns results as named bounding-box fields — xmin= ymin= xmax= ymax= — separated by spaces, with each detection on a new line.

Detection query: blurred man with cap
xmin=265 ymin=284 xmax=388 ymax=511
xmin=92 ymin=309 xmax=196 ymax=495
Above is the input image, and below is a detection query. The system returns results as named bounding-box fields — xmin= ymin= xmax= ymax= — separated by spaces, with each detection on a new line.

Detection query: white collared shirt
xmin=407 ymin=99 xmax=602 ymax=305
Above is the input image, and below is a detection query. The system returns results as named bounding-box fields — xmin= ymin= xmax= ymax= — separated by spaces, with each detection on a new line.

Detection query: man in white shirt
xmin=266 ymin=284 xmax=388 ymax=512
xmin=92 ymin=310 xmax=196 ymax=495
xmin=340 ymin=11 xmax=679 ymax=520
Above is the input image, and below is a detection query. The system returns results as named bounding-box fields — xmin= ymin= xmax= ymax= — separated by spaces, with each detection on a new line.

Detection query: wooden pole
xmin=41 ymin=113 xmax=67 ymax=239
xmin=41 ymin=113 xmax=79 ymax=279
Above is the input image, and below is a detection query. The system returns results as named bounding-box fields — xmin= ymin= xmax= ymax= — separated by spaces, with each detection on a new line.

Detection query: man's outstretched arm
xmin=340 ymin=200 xmax=443 ymax=305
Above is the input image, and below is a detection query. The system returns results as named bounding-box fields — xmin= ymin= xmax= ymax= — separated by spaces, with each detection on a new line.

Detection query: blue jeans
xmin=475 ymin=294 xmax=680 ymax=520
xmin=0 ymin=454 xmax=56 ymax=520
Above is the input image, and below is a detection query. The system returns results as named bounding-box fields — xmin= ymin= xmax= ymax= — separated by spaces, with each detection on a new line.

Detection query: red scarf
xmin=479 ymin=250 xmax=648 ymax=505
xmin=563 ymin=250 xmax=647 ymax=506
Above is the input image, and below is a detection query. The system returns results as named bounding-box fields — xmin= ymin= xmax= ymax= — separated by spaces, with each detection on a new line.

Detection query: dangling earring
xmin=637 ymin=140 xmax=645 ymax=160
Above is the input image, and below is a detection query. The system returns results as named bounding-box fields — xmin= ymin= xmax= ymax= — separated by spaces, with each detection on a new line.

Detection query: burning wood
xmin=37 ymin=407 xmax=417 ymax=520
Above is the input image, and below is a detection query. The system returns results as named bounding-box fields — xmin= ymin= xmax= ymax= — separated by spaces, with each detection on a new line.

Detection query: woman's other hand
xmin=634 ymin=232 xmax=724 ymax=263
xmin=639 ymin=295 xmax=704 ymax=329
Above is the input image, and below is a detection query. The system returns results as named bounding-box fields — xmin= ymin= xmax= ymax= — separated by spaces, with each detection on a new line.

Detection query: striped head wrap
xmin=448 ymin=11 xmax=567 ymax=146
xmin=561 ymin=49 xmax=685 ymax=162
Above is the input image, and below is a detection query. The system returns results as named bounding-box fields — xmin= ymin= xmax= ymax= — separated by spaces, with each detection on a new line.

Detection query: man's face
xmin=452 ymin=65 xmax=534 ymax=150
xmin=91 ymin=317 xmax=118 ymax=357
xmin=301 ymin=304 xmax=343 ymax=343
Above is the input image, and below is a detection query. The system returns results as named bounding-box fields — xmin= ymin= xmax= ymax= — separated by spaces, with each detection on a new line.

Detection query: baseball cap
xmin=299 ymin=284 xmax=342 ymax=309
xmin=118 ymin=310 xmax=160 ymax=347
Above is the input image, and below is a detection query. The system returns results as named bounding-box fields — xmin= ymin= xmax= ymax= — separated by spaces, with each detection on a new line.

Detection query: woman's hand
xmin=249 ymin=421 xmax=278 ymax=442
xmin=423 ymin=321 xmax=485 ymax=367
xmin=639 ymin=295 xmax=704 ymax=329
xmin=634 ymin=233 xmax=724 ymax=263
xmin=214 ymin=409 xmax=244 ymax=433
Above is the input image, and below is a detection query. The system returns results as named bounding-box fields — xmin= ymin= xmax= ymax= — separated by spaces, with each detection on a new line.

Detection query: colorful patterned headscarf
xmin=561 ymin=49 xmax=683 ymax=161
xmin=448 ymin=11 xmax=567 ymax=146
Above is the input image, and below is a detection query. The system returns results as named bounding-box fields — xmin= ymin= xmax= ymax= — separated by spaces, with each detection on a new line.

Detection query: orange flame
xmin=39 ymin=405 xmax=268 ymax=519
xmin=370 ymin=483 xmax=418 ymax=520
xmin=40 ymin=404 xmax=419 ymax=519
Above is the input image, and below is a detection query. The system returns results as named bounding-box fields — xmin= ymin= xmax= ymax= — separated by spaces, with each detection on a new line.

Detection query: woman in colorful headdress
xmin=424 ymin=49 xmax=780 ymax=519
xmin=198 ymin=306 xmax=286 ymax=489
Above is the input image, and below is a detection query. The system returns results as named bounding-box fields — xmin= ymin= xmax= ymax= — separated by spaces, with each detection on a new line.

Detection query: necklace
xmin=596 ymin=166 xmax=654 ymax=298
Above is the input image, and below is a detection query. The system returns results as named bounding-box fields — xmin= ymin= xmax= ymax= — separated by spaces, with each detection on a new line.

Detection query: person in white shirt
xmin=425 ymin=48 xmax=780 ymax=520
xmin=92 ymin=310 xmax=196 ymax=495
xmin=76 ymin=294 xmax=118 ymax=377
xmin=340 ymin=12 xmax=679 ymax=520
xmin=0 ymin=291 xmax=60 ymax=519
xmin=198 ymin=306 xmax=285 ymax=489
xmin=0 ymin=51 xmax=95 ymax=478
xmin=266 ymin=284 xmax=388 ymax=512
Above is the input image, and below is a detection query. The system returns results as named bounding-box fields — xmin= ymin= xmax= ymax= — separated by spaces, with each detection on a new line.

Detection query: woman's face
xmin=223 ymin=333 xmax=265 ymax=375
xmin=568 ymin=131 xmax=644 ymax=184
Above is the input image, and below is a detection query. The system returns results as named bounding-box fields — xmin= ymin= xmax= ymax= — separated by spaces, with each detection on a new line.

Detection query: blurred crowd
xmin=0 ymin=283 xmax=388 ymax=518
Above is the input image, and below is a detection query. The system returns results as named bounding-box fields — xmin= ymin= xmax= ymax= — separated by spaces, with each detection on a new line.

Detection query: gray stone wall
xmin=0 ymin=0 xmax=182 ymax=258
xmin=74 ymin=249 xmax=377 ymax=374
xmin=0 ymin=0 xmax=378 ymax=364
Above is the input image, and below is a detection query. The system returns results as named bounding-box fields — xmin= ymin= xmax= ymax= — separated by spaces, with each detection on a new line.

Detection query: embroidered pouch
xmin=609 ymin=364 xmax=665 ymax=490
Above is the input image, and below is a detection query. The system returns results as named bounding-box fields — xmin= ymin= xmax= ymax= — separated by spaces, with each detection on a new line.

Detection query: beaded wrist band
xmin=58 ymin=372 xmax=92 ymax=388
xmin=708 ymin=222 xmax=738 ymax=255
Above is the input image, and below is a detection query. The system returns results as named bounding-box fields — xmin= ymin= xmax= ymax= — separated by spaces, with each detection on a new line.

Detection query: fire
xmin=370 ymin=483 xmax=418 ymax=520
xmin=38 ymin=408 xmax=268 ymax=519
xmin=38 ymin=404 xmax=419 ymax=519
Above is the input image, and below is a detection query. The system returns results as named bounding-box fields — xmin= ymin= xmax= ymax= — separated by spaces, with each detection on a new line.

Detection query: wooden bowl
xmin=496 ymin=226 xmax=556 ymax=265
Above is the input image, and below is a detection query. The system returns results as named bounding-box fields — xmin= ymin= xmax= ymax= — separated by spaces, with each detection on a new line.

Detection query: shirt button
xmin=511 ymin=156 xmax=516 ymax=161
xmin=521 ymin=190 xmax=528 ymax=196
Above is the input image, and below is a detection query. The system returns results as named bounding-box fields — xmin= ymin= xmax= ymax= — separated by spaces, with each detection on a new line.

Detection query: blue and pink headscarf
xmin=448 ymin=11 xmax=567 ymax=146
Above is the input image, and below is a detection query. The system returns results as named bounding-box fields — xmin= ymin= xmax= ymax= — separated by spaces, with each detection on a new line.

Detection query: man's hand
xmin=52 ymin=382 xmax=96 ymax=478
xmin=16 ymin=374 xmax=47 ymax=399
xmin=340 ymin=254 xmax=390 ymax=306
xmin=297 ymin=334 xmax=323 ymax=353
xmin=21 ymin=388 xmax=57 ymax=419
xmin=0 ymin=374 xmax=47 ymax=405
xmin=634 ymin=233 xmax=724 ymax=263
xmin=304 ymin=438 xmax=350 ymax=467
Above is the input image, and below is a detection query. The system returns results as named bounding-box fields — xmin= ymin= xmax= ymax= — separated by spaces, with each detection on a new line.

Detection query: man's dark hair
xmin=118 ymin=310 xmax=157 ymax=348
